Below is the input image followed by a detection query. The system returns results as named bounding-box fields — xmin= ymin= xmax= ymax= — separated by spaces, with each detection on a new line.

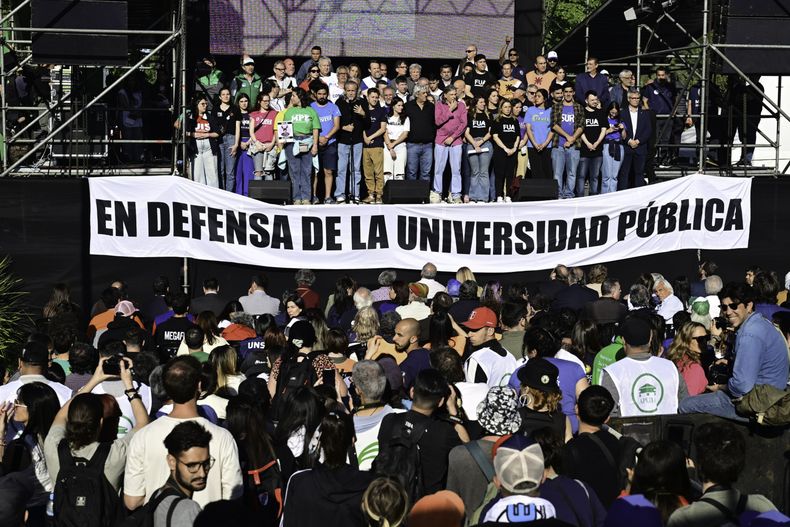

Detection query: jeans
xmin=461 ymin=143 xmax=472 ymax=196
xmin=551 ymin=146 xmax=580 ymax=199
xmin=285 ymin=144 xmax=314 ymax=202
xmin=336 ymin=142 xmax=363 ymax=200
xmin=468 ymin=141 xmax=493 ymax=201
xmin=406 ymin=143 xmax=433 ymax=181
xmin=601 ymin=144 xmax=623 ymax=194
xmin=678 ymin=390 xmax=747 ymax=422
xmin=219 ymin=134 xmax=236 ymax=191
xmin=576 ymin=156 xmax=602 ymax=197
xmin=433 ymin=143 xmax=462 ymax=196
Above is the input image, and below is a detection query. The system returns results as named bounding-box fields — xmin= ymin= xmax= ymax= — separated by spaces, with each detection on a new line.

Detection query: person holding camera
xmin=43 ymin=355 xmax=148 ymax=491
xmin=679 ymin=282 xmax=789 ymax=421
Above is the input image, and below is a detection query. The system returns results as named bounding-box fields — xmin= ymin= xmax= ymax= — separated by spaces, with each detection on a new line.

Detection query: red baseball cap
xmin=462 ymin=307 xmax=497 ymax=330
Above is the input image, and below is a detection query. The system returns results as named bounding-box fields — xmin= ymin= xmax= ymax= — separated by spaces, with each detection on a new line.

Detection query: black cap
xmin=288 ymin=320 xmax=316 ymax=349
xmin=621 ymin=317 xmax=651 ymax=347
xmin=21 ymin=342 xmax=49 ymax=365
xmin=517 ymin=357 xmax=560 ymax=394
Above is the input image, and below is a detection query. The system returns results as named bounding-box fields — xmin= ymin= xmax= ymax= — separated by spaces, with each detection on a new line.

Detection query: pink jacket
xmin=434 ymin=99 xmax=467 ymax=146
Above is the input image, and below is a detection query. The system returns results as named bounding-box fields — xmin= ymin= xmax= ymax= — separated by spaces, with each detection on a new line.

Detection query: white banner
xmin=88 ymin=175 xmax=751 ymax=273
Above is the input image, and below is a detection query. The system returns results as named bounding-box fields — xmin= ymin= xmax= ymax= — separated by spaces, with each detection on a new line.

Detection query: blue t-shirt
xmin=399 ymin=347 xmax=431 ymax=390
xmin=558 ymin=104 xmax=576 ymax=147
xmin=310 ymin=101 xmax=342 ymax=144
xmin=605 ymin=117 xmax=622 ymax=142
xmin=525 ymin=106 xmax=552 ymax=147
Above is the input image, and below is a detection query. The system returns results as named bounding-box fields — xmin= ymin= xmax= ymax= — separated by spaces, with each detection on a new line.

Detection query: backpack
xmin=272 ymin=350 xmax=322 ymax=416
xmin=53 ymin=440 xmax=122 ymax=527
xmin=118 ymin=488 xmax=182 ymax=527
xmin=734 ymin=384 xmax=790 ymax=426
xmin=372 ymin=414 xmax=431 ymax=503
xmin=242 ymin=458 xmax=284 ymax=523
xmin=571 ymin=432 xmax=642 ymax=494
xmin=699 ymin=493 xmax=749 ymax=527
xmin=465 ymin=441 xmax=497 ymax=527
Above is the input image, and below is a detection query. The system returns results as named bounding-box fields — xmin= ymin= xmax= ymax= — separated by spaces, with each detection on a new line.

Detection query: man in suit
xmin=552 ymin=267 xmax=598 ymax=312
xmin=618 ymin=89 xmax=652 ymax=190
xmin=584 ymin=279 xmax=628 ymax=325
xmin=189 ymin=278 xmax=228 ymax=317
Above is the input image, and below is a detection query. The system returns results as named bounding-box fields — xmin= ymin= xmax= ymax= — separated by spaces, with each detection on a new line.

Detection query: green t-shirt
xmin=190 ymin=351 xmax=209 ymax=363
xmin=284 ymin=106 xmax=321 ymax=136
xmin=53 ymin=358 xmax=71 ymax=376
xmin=592 ymin=337 xmax=624 ymax=386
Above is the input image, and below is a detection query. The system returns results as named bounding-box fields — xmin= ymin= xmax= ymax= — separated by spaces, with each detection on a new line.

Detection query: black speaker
xmin=31 ymin=0 xmax=128 ymax=66
xmin=722 ymin=1 xmax=790 ymax=74
xmin=248 ymin=181 xmax=291 ymax=205
xmin=516 ymin=179 xmax=559 ymax=202
xmin=383 ymin=180 xmax=430 ymax=204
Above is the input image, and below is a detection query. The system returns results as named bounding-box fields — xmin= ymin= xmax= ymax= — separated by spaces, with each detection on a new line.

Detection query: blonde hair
xmin=209 ymin=345 xmax=238 ymax=390
xmin=362 ymin=478 xmax=409 ymax=527
xmin=666 ymin=321 xmax=706 ymax=368
xmin=354 ymin=307 xmax=380 ymax=341
xmin=456 ymin=266 xmax=476 ymax=283
xmin=521 ymin=385 xmax=561 ymax=413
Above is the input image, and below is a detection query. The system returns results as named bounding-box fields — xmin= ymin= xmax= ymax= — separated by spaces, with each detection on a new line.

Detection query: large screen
xmin=209 ymin=0 xmax=515 ymax=58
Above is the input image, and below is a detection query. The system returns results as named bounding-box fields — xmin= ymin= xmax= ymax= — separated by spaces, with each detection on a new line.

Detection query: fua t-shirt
xmin=465 ymin=70 xmax=494 ymax=98
xmin=580 ymin=108 xmax=607 ymax=157
xmin=492 ymin=117 xmax=520 ymax=149
xmin=467 ymin=112 xmax=492 ymax=139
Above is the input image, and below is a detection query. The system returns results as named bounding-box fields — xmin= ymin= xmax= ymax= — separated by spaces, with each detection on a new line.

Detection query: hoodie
xmin=283 ymin=463 xmax=374 ymax=527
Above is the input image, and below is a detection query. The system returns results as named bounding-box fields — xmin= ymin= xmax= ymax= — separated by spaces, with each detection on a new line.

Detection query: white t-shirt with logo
xmin=465 ymin=346 xmax=518 ymax=388
xmin=604 ymin=356 xmax=679 ymax=416
xmin=483 ymin=495 xmax=557 ymax=523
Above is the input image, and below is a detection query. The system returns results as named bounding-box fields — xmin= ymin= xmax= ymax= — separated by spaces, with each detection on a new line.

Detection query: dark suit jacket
xmin=552 ymin=284 xmax=599 ymax=313
xmin=621 ymin=108 xmax=652 ymax=154
xmin=538 ymin=280 xmax=569 ymax=302
xmin=584 ymin=297 xmax=628 ymax=325
xmin=189 ymin=293 xmax=228 ymax=316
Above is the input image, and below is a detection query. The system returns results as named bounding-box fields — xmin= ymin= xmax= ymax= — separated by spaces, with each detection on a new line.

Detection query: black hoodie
xmin=283 ymin=463 xmax=374 ymax=527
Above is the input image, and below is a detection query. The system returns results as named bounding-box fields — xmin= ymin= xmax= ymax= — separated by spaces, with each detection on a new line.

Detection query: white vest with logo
xmin=604 ymin=356 xmax=679 ymax=416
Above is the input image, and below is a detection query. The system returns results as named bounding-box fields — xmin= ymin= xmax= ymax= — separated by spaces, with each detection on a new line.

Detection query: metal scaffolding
xmin=0 ymin=0 xmax=187 ymax=177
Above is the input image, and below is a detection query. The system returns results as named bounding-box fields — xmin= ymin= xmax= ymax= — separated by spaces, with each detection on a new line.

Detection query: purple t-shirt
xmin=310 ymin=101 xmax=341 ymax=144
xmin=558 ymin=104 xmax=576 ymax=147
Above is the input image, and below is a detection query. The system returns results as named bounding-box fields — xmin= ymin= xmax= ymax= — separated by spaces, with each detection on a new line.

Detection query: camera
xmin=713 ymin=316 xmax=730 ymax=331
xmin=708 ymin=361 xmax=730 ymax=385
xmin=103 ymin=354 xmax=131 ymax=376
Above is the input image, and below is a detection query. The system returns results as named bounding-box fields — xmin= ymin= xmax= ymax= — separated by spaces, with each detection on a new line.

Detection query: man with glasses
xmin=525 ymin=55 xmax=556 ymax=91
xmin=230 ymin=56 xmax=262 ymax=104
xmin=680 ymin=282 xmax=789 ymax=421
xmin=550 ymin=84 xmax=584 ymax=199
xmin=618 ymin=88 xmax=652 ymax=190
xmin=457 ymin=44 xmax=479 ymax=77
xmin=124 ymin=356 xmax=242 ymax=509
xmin=499 ymin=36 xmax=527 ymax=81
xmin=268 ymin=60 xmax=296 ymax=103
xmin=149 ymin=421 xmax=213 ymax=524
xmin=609 ymin=69 xmax=634 ymax=107
xmin=546 ymin=50 xmax=560 ymax=73
xmin=390 ymin=60 xmax=410 ymax=90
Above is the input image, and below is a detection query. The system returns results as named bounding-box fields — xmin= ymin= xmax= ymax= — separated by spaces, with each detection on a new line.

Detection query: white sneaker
xmin=429 ymin=191 xmax=442 ymax=204
xmin=496 ymin=197 xmax=504 ymax=203
xmin=504 ymin=196 xmax=512 ymax=203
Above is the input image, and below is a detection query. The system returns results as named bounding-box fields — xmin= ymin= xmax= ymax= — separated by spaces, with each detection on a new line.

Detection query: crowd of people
xmin=0 ymin=260 xmax=788 ymax=526
xmin=185 ymin=38 xmax=764 ymax=204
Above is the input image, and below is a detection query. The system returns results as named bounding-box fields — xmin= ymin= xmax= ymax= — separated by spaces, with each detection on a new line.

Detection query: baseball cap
xmin=517 ymin=357 xmax=560 ymax=394
xmin=288 ymin=320 xmax=316 ymax=349
xmin=600 ymin=69 xmax=610 ymax=76
xmin=621 ymin=317 xmax=651 ymax=347
xmin=21 ymin=341 xmax=49 ymax=365
xmin=115 ymin=300 xmax=139 ymax=317
xmin=493 ymin=434 xmax=545 ymax=493
xmin=477 ymin=386 xmax=522 ymax=436
xmin=408 ymin=490 xmax=465 ymax=527
xmin=242 ymin=56 xmax=255 ymax=65
xmin=446 ymin=278 xmax=461 ymax=297
xmin=547 ymin=51 xmax=559 ymax=60
xmin=462 ymin=306 xmax=497 ymax=330
xmin=408 ymin=282 xmax=429 ymax=299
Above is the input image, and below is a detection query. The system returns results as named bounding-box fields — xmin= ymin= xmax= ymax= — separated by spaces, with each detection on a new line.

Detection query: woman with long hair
xmin=425 ymin=310 xmax=466 ymax=356
xmin=186 ymin=94 xmax=221 ymax=187
xmin=349 ymin=307 xmax=379 ymax=361
xmin=666 ymin=321 xmax=708 ymax=396
xmin=281 ymin=403 xmax=374 ymax=527
xmin=233 ymin=93 xmax=256 ymax=195
xmin=433 ymin=85 xmax=467 ymax=204
xmin=481 ymin=280 xmax=504 ymax=316
xmin=42 ymin=283 xmax=79 ymax=319
xmin=491 ymin=98 xmax=520 ymax=202
xmin=280 ymin=88 xmax=321 ymax=205
xmin=298 ymin=65 xmax=322 ymax=92
xmin=361 ymin=478 xmax=409 ymax=527
xmin=485 ymin=88 xmax=500 ymax=118
xmin=465 ymin=95 xmax=493 ymax=202
xmin=384 ymin=98 xmax=410 ymax=181
xmin=378 ymin=280 xmax=409 ymax=315
xmin=570 ymin=319 xmax=602 ymax=375
xmin=601 ymin=101 xmax=626 ymax=194
xmin=179 ymin=311 xmax=229 ymax=356
xmin=525 ymin=89 xmax=554 ymax=179
xmin=512 ymin=99 xmax=530 ymax=180
xmin=250 ymin=91 xmax=279 ymax=181
xmin=327 ymin=276 xmax=356 ymax=329
xmin=209 ymin=345 xmax=246 ymax=395
xmin=273 ymin=386 xmax=325 ymax=483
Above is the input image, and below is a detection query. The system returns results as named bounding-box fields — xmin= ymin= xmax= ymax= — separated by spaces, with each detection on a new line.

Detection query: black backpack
xmin=273 ymin=350 xmax=322 ymax=415
xmin=118 ymin=488 xmax=183 ymax=527
xmin=53 ymin=440 xmax=122 ymax=527
xmin=372 ymin=414 xmax=431 ymax=503
xmin=242 ymin=458 xmax=284 ymax=523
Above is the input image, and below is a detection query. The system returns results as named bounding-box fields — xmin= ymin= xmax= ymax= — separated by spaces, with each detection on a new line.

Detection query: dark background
xmin=1 ymin=175 xmax=786 ymax=320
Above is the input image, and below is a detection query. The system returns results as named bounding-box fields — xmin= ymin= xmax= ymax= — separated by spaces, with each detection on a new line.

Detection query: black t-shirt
xmin=377 ymin=410 xmax=461 ymax=495
xmin=580 ymin=108 xmax=607 ymax=157
xmin=561 ymin=430 xmax=622 ymax=508
xmin=239 ymin=111 xmax=251 ymax=140
xmin=215 ymin=104 xmax=238 ymax=137
xmin=492 ymin=117 xmax=520 ymax=149
xmin=403 ymin=100 xmax=436 ymax=143
xmin=155 ymin=316 xmax=195 ymax=362
xmin=365 ymin=106 xmax=388 ymax=148
xmin=465 ymin=70 xmax=495 ymax=98
xmin=467 ymin=112 xmax=492 ymax=139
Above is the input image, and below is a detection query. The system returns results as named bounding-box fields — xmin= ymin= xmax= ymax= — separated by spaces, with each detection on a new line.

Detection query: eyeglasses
xmin=310 ymin=69 xmax=319 ymax=73
xmin=721 ymin=301 xmax=742 ymax=312
xmin=628 ymin=95 xmax=641 ymax=100
xmin=509 ymin=53 xmax=518 ymax=57
xmin=177 ymin=456 xmax=215 ymax=474
xmin=467 ymin=49 xmax=476 ymax=53
xmin=527 ymin=91 xmax=537 ymax=95
xmin=13 ymin=399 xmax=26 ymax=408
xmin=693 ymin=335 xmax=709 ymax=349
xmin=548 ymin=58 xmax=558 ymax=61
xmin=274 ymin=67 xmax=285 ymax=71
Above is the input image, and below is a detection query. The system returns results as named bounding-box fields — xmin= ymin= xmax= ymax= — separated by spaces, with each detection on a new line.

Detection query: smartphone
xmin=322 ymin=369 xmax=335 ymax=386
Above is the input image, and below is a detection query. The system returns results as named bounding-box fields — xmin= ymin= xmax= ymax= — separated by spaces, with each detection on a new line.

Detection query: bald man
xmin=418 ymin=262 xmax=447 ymax=299
xmin=395 ymin=318 xmax=431 ymax=391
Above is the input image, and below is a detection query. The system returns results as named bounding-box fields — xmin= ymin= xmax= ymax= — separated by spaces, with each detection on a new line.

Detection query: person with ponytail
xmin=361 ymin=477 xmax=409 ymax=527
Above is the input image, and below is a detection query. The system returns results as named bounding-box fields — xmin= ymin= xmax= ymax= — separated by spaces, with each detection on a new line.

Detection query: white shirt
xmin=123 ymin=415 xmax=243 ymax=506
xmin=418 ymin=277 xmax=447 ymax=300
xmin=239 ymin=290 xmax=280 ymax=316
xmin=656 ymin=293 xmax=684 ymax=322
xmin=320 ymin=72 xmax=339 ymax=92
xmin=604 ymin=356 xmax=680 ymax=416
xmin=464 ymin=346 xmax=518 ymax=388
xmin=92 ymin=381 xmax=153 ymax=438
xmin=0 ymin=375 xmax=72 ymax=405
xmin=268 ymin=75 xmax=296 ymax=92
xmin=555 ymin=348 xmax=586 ymax=372
xmin=386 ymin=116 xmax=411 ymax=141
xmin=629 ymin=108 xmax=639 ymax=137
xmin=361 ymin=75 xmax=388 ymax=92
xmin=395 ymin=301 xmax=431 ymax=321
